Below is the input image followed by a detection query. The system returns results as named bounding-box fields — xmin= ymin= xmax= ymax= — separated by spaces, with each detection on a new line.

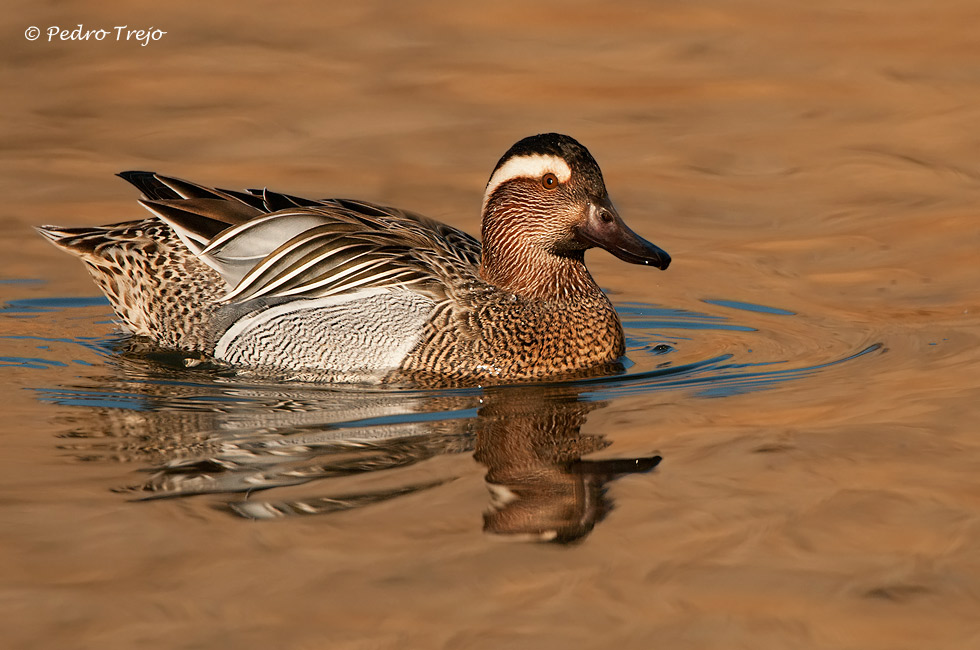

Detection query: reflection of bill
xmin=476 ymin=387 xmax=662 ymax=544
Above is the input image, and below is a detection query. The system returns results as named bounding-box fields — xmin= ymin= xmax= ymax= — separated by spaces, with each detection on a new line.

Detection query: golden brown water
xmin=3 ymin=1 xmax=980 ymax=648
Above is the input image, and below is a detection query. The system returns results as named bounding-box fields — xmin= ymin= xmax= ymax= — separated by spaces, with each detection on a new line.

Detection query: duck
xmin=37 ymin=133 xmax=670 ymax=384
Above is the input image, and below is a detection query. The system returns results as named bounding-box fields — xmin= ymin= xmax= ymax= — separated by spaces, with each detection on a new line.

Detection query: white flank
xmin=214 ymin=288 xmax=389 ymax=359
xmin=213 ymin=287 xmax=432 ymax=373
xmin=482 ymin=154 xmax=572 ymax=210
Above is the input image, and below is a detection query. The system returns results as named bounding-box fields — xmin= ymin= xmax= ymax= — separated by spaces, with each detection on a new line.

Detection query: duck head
xmin=479 ymin=133 xmax=670 ymax=299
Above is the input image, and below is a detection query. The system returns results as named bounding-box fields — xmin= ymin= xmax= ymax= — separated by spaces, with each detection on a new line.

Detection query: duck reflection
xmin=49 ymin=352 xmax=662 ymax=543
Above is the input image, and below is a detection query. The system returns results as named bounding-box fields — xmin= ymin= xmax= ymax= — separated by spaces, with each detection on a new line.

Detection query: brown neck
xmin=479 ymin=236 xmax=601 ymax=302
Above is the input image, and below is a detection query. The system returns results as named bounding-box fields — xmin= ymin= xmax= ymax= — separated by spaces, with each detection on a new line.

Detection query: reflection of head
xmin=475 ymin=387 xmax=661 ymax=544
xmin=483 ymin=470 xmax=611 ymax=544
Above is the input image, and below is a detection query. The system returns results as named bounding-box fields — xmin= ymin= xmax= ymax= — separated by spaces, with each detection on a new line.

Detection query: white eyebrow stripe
xmin=482 ymin=154 xmax=572 ymax=207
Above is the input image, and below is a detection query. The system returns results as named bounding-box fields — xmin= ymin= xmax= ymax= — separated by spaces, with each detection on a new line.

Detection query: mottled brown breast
xmin=397 ymin=283 xmax=625 ymax=384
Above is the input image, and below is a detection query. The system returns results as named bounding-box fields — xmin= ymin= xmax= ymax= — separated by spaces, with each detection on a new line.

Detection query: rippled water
xmin=4 ymin=295 xmax=881 ymax=537
xmin=4 ymin=1 xmax=980 ymax=648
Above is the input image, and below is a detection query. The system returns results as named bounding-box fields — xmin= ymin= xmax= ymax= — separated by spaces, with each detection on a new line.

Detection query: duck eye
xmin=541 ymin=173 xmax=559 ymax=190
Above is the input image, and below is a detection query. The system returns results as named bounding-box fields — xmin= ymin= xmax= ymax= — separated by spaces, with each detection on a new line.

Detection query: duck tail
xmin=35 ymin=223 xmax=129 ymax=257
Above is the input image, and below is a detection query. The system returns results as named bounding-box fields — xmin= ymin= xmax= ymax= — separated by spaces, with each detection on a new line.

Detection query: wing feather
xmin=121 ymin=172 xmax=483 ymax=304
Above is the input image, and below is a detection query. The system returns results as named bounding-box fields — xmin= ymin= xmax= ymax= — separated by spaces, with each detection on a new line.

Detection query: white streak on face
xmin=481 ymin=154 xmax=572 ymax=212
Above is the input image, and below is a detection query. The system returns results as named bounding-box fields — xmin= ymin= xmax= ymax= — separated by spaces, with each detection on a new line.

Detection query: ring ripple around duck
xmin=3 ymin=293 xmax=882 ymax=540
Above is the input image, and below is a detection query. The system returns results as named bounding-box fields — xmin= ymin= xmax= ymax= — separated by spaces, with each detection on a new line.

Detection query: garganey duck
xmin=38 ymin=133 xmax=670 ymax=384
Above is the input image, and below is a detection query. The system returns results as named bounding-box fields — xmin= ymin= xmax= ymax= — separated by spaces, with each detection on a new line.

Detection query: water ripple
xmin=5 ymin=292 xmax=885 ymax=541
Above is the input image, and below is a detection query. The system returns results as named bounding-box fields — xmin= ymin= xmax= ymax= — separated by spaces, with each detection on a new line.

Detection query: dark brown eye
xmin=541 ymin=173 xmax=559 ymax=190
